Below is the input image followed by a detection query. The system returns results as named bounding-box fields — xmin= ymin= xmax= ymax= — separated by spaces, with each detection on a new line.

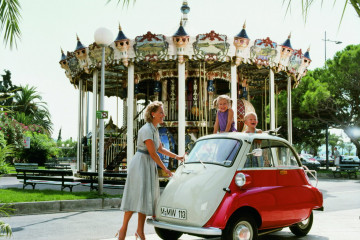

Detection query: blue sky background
xmin=0 ymin=0 xmax=359 ymax=141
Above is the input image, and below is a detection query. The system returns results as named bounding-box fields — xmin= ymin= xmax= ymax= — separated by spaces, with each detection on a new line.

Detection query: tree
xmin=300 ymin=45 xmax=360 ymax=156
xmin=57 ymin=128 xmax=62 ymax=143
xmin=338 ymin=139 xmax=346 ymax=154
xmin=276 ymin=76 xmax=327 ymax=156
xmin=19 ymin=131 xmax=59 ymax=165
xmin=0 ymin=0 xmax=22 ymax=49
xmin=0 ymin=70 xmax=19 ymax=110
xmin=345 ymin=142 xmax=354 ymax=155
xmin=12 ymin=85 xmax=53 ymax=134
xmin=328 ymin=134 xmax=341 ymax=156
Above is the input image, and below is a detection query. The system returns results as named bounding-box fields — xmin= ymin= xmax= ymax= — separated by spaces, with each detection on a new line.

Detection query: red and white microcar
xmin=147 ymin=132 xmax=323 ymax=240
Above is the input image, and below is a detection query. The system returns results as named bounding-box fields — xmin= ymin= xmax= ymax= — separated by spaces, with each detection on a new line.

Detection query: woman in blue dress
xmin=116 ymin=101 xmax=184 ymax=240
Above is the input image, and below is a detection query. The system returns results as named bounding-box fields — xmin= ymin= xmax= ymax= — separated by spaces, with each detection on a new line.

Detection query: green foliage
xmin=328 ymin=134 xmax=342 ymax=155
xmin=12 ymin=85 xmax=53 ymax=134
xmin=19 ymin=132 xmax=59 ymax=165
xmin=277 ymin=44 xmax=360 ymax=156
xmin=0 ymin=112 xmax=46 ymax=150
xmin=276 ymin=77 xmax=327 ymax=156
xmin=0 ymin=0 xmax=22 ymax=49
xmin=0 ymin=204 xmax=12 ymax=237
xmin=0 ymin=70 xmax=19 ymax=107
xmin=0 ymin=131 xmax=6 ymax=148
xmin=0 ymin=144 xmax=13 ymax=175
xmin=283 ymin=0 xmax=360 ymax=27
xmin=0 ymin=112 xmax=24 ymax=149
xmin=57 ymin=138 xmax=77 ymax=158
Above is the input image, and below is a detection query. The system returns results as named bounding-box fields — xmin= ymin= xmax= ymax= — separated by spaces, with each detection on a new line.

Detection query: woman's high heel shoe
xmin=115 ymin=230 xmax=121 ymax=240
xmin=135 ymin=232 xmax=145 ymax=240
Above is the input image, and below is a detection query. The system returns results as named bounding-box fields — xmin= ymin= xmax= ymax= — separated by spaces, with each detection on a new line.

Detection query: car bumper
xmin=146 ymin=218 xmax=222 ymax=236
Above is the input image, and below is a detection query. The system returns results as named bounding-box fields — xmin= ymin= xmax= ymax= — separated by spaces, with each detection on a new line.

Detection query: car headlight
xmin=235 ymin=173 xmax=246 ymax=187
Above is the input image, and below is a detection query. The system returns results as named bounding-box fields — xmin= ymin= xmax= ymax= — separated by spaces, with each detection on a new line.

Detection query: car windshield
xmin=186 ymin=138 xmax=241 ymax=166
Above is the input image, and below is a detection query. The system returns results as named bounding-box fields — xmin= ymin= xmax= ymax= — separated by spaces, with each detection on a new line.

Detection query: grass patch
xmin=0 ymin=188 xmax=121 ymax=203
xmin=7 ymin=166 xmax=46 ymax=174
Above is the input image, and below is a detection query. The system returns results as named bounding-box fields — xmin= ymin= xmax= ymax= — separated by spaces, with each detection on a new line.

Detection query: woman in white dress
xmin=116 ymin=101 xmax=184 ymax=240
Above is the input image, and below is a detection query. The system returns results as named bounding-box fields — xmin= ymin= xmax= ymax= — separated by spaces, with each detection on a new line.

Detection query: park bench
xmin=333 ymin=163 xmax=359 ymax=179
xmin=15 ymin=169 xmax=81 ymax=192
xmin=14 ymin=163 xmax=39 ymax=170
xmin=45 ymin=163 xmax=71 ymax=170
xmin=78 ymin=171 xmax=127 ymax=191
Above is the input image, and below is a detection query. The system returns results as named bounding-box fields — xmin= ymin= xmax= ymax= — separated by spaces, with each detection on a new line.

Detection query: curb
xmin=0 ymin=198 xmax=121 ymax=216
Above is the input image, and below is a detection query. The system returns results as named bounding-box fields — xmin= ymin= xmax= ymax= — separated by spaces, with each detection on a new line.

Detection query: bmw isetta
xmin=147 ymin=132 xmax=323 ymax=240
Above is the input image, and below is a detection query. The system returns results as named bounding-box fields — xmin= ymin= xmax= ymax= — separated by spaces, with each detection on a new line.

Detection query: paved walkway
xmin=2 ymin=175 xmax=360 ymax=239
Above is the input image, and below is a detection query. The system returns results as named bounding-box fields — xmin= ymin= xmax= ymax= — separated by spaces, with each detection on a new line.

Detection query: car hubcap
xmin=298 ymin=218 xmax=310 ymax=229
xmin=234 ymin=221 xmax=252 ymax=240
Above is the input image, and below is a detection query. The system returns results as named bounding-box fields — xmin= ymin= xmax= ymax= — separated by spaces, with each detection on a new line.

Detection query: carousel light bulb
xmin=94 ymin=27 xmax=114 ymax=46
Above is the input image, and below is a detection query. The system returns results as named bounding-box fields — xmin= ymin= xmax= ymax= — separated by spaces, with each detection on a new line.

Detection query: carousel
xmin=59 ymin=1 xmax=311 ymax=173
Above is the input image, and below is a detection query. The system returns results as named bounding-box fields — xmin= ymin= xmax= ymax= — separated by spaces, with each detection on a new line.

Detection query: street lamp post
xmin=322 ymin=31 xmax=342 ymax=170
xmin=94 ymin=27 xmax=113 ymax=195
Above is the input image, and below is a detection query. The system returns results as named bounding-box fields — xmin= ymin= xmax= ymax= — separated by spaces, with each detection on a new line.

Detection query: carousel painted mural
xmin=59 ymin=1 xmax=311 ymax=173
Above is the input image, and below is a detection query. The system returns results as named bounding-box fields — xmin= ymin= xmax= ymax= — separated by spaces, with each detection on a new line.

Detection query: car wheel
xmin=289 ymin=211 xmax=313 ymax=236
xmin=222 ymin=215 xmax=258 ymax=240
xmin=154 ymin=227 xmax=183 ymax=240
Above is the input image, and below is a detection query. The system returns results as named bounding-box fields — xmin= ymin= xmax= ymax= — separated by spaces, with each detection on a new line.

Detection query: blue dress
xmin=120 ymin=122 xmax=160 ymax=216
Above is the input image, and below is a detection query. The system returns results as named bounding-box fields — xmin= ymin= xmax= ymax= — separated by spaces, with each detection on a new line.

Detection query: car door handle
xmin=182 ymin=169 xmax=193 ymax=174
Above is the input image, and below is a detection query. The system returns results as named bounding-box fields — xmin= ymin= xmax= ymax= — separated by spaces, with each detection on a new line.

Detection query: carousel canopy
xmin=59 ymin=2 xmax=311 ymax=99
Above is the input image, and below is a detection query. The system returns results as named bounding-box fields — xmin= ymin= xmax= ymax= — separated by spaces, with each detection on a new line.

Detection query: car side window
xmin=268 ymin=141 xmax=299 ymax=167
xmin=245 ymin=139 xmax=274 ymax=168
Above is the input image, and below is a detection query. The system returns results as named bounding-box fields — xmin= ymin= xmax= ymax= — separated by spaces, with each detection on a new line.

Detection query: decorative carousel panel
xmin=193 ymin=31 xmax=230 ymax=62
xmin=250 ymin=37 xmax=277 ymax=67
xmin=133 ymin=32 xmax=169 ymax=62
xmin=66 ymin=53 xmax=81 ymax=77
xmin=88 ymin=44 xmax=114 ymax=67
xmin=288 ymin=49 xmax=303 ymax=76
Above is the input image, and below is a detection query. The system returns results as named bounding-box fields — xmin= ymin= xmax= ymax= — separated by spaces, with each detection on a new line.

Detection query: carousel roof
xmin=115 ymin=25 xmax=128 ymax=41
xmin=59 ymin=2 xmax=311 ymax=99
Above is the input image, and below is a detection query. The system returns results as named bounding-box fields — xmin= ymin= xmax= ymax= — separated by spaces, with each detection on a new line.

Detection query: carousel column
xmin=154 ymin=72 xmax=161 ymax=101
xmin=178 ymin=62 xmax=186 ymax=155
xmin=269 ymin=69 xmax=275 ymax=130
xmin=161 ymin=79 xmax=168 ymax=116
xmin=287 ymin=76 xmax=293 ymax=144
xmin=127 ymin=64 xmax=135 ymax=163
xmin=91 ymin=70 xmax=98 ymax=172
xmin=231 ymin=64 xmax=238 ymax=121
xmin=77 ymin=79 xmax=84 ymax=171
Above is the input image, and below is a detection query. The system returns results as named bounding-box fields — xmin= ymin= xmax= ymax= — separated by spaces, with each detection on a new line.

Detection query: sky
xmin=0 ymin=0 xmax=359 ymax=141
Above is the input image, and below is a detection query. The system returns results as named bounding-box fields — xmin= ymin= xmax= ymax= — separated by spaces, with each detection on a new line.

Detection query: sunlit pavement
xmin=102 ymin=208 xmax=360 ymax=240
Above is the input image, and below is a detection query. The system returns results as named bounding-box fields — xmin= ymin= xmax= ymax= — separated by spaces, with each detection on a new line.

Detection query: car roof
xmin=198 ymin=132 xmax=290 ymax=144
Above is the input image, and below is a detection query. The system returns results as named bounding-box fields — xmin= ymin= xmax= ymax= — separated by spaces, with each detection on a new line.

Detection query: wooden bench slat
xmin=333 ymin=163 xmax=359 ymax=179
xmin=15 ymin=169 xmax=79 ymax=192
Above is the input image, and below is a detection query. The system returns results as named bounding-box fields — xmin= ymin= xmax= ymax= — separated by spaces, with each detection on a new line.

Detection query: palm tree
xmin=12 ymin=85 xmax=53 ymax=134
xmin=284 ymin=0 xmax=360 ymax=24
xmin=0 ymin=0 xmax=22 ymax=49
xmin=107 ymin=0 xmax=135 ymax=6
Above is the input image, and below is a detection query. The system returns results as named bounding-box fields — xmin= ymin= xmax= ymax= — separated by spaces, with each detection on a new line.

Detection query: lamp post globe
xmin=94 ymin=27 xmax=114 ymax=46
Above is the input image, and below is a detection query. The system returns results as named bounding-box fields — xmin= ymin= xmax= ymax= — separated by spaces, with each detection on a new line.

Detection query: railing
xmin=163 ymin=99 xmax=216 ymax=123
xmin=103 ymin=103 xmax=146 ymax=170
xmin=103 ymin=98 xmax=217 ymax=170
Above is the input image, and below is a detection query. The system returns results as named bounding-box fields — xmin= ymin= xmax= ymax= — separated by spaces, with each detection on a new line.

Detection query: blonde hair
xmin=213 ymin=94 xmax=232 ymax=109
xmin=144 ymin=101 xmax=163 ymax=123
xmin=244 ymin=112 xmax=258 ymax=121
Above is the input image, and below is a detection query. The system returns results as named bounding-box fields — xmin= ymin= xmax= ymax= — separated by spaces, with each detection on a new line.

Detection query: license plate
xmin=160 ymin=207 xmax=187 ymax=220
